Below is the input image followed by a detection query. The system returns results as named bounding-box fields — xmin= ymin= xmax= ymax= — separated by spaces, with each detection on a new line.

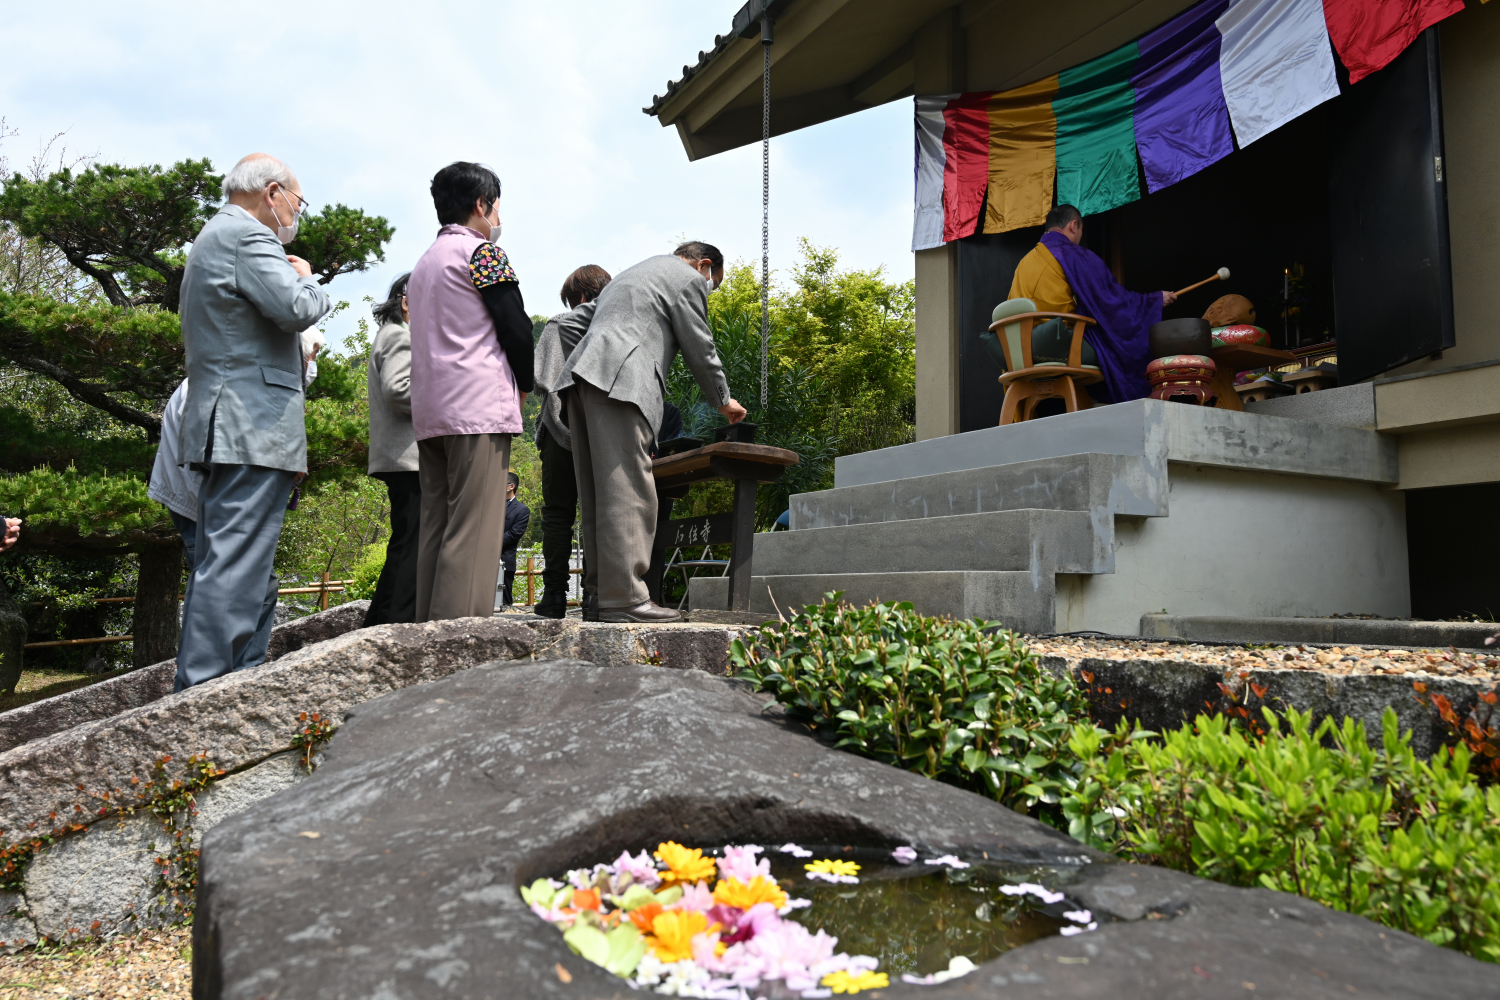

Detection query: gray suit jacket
xmin=178 ymin=205 xmax=330 ymax=472
xmin=367 ymin=321 xmax=418 ymax=474
xmin=532 ymin=301 xmax=596 ymax=451
xmin=556 ymin=255 xmax=730 ymax=433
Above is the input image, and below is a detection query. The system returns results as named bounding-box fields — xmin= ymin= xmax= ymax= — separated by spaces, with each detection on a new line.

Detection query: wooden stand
xmin=648 ymin=442 xmax=799 ymax=611
xmin=1207 ymin=344 xmax=1297 ymax=411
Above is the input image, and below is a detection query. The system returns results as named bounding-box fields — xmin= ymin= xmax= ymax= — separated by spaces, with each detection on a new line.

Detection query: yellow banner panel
xmin=984 ymin=75 xmax=1059 ymax=234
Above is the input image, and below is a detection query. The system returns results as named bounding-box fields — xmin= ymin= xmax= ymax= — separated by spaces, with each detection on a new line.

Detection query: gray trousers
xmin=416 ymin=433 xmax=511 ymax=622
xmin=174 ymin=465 xmax=292 ymax=691
xmin=567 ymin=380 xmax=655 ymax=610
xmin=169 ymin=508 xmax=276 ymax=680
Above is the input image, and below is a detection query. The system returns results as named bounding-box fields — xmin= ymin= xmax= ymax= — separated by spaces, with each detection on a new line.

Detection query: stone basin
xmin=194 ymin=662 xmax=1494 ymax=998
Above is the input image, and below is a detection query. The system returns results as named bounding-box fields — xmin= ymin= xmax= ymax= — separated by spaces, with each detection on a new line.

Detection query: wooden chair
xmin=987 ymin=298 xmax=1103 ymax=425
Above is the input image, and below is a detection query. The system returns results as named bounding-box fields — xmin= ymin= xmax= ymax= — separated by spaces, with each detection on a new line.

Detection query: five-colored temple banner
xmin=911 ymin=0 xmax=1466 ymax=252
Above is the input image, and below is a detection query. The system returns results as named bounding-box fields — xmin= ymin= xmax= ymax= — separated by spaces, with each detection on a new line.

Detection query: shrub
xmin=731 ymin=597 xmax=1092 ymax=821
xmin=346 ymin=543 xmax=385 ymax=601
xmin=1062 ymin=708 xmax=1500 ymax=962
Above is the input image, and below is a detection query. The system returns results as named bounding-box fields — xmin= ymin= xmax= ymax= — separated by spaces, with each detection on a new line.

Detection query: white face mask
xmin=271 ymin=189 xmax=301 ymax=245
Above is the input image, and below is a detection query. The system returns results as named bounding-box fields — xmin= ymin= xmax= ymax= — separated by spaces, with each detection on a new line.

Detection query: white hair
xmin=223 ymin=154 xmax=295 ymax=196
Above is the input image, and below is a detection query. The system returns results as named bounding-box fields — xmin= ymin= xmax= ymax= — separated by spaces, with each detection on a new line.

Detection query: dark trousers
xmin=502 ymin=569 xmax=516 ymax=606
xmin=364 ymin=471 xmax=420 ymax=627
xmin=538 ymin=425 xmax=580 ymax=606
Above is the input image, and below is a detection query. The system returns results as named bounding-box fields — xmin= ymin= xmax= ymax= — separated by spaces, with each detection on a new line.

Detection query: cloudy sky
xmin=0 ymin=1 xmax=913 ymax=347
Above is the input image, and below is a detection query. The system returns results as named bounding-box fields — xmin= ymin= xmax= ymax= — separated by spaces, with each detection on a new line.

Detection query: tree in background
xmin=0 ymin=147 xmax=391 ymax=674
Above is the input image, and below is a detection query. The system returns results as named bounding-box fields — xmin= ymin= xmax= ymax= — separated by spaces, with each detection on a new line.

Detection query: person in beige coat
xmin=364 ymin=272 xmax=419 ymax=625
xmin=553 ymin=241 xmax=746 ymax=622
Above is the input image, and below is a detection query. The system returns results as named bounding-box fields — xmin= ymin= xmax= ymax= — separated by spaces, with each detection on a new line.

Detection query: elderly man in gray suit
xmin=555 ymin=241 xmax=746 ymax=623
xmin=174 ymin=153 xmax=330 ymax=690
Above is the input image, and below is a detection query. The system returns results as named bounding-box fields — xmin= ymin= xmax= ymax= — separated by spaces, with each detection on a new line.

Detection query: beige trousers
xmin=567 ymin=380 xmax=655 ymax=609
xmin=415 ymin=432 xmax=511 ymax=622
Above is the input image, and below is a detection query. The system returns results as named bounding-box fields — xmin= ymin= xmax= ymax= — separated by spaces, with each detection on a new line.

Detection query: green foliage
xmin=347 ymin=542 xmax=385 ymax=601
xmin=0 ymin=465 xmax=170 ymax=543
xmin=708 ymin=241 xmax=915 ymax=457
xmin=667 ymin=309 xmax=838 ymax=528
xmin=1062 ymin=708 xmax=1500 ymax=962
xmin=285 ymin=204 xmax=395 ymax=286
xmin=275 ymin=476 xmax=389 ymax=599
xmin=0 ymin=159 xmax=219 ymax=309
xmin=0 ymin=551 xmax=134 ymax=672
xmin=731 ymin=597 xmax=1092 ymax=820
xmin=0 ymin=403 xmax=154 ymax=477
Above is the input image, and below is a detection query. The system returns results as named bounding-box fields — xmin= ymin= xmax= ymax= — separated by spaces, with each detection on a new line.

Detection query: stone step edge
xmin=1142 ymin=613 xmax=1500 ymax=650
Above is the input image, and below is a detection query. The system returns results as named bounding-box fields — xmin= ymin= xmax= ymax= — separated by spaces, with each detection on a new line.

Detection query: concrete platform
xmin=750 ymin=400 xmax=1409 ymax=634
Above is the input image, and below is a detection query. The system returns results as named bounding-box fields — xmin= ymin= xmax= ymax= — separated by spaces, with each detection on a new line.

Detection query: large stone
xmin=525 ymin=617 xmax=753 ymax=674
xmin=0 ymin=890 xmax=35 ymax=953
xmin=0 ymin=616 xmax=534 ymax=844
xmin=0 ymin=581 xmax=25 ymax=696
xmin=0 ymin=601 xmax=372 ymax=754
xmin=194 ymin=662 xmax=1490 ymax=998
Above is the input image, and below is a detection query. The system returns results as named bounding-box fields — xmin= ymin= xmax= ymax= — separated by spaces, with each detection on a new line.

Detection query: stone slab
xmin=1044 ymin=655 xmax=1488 ymax=758
xmin=522 ymin=618 xmax=755 ymax=675
xmin=0 ymin=602 xmax=371 ymax=754
xmin=1143 ymin=612 xmax=1499 ymax=650
xmin=834 ymin=398 xmax=1397 ymax=489
xmin=686 ymin=575 xmax=728 ymax=611
xmin=753 ymin=508 xmax=1100 ymax=576
xmin=0 ymin=616 xmax=535 ymax=846
xmin=194 ymin=661 xmax=1491 ymax=998
xmin=0 ymin=890 xmax=34 ymax=953
xmin=1244 ymin=382 xmax=1376 ymax=429
xmin=751 ymin=571 xmax=1055 ymax=635
xmin=792 ymin=452 xmax=1163 ymax=529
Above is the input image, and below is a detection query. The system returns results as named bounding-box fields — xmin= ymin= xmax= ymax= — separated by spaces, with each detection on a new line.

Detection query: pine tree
xmin=0 ymin=158 xmax=391 ymax=675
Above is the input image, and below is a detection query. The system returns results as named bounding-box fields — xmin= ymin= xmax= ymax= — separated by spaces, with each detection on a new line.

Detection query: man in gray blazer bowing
xmin=174 ymin=153 xmax=330 ymax=689
xmin=555 ymin=241 xmax=746 ymax=623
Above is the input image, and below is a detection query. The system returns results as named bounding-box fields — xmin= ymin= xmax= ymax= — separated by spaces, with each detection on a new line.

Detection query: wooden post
xmin=526 ymin=554 xmax=535 ymax=605
xmin=319 ymin=571 xmax=330 ymax=611
xmin=727 ymin=477 xmax=757 ymax=611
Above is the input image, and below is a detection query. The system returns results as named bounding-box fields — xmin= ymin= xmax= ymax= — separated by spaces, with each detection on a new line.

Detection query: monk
xmin=1005 ymin=204 xmax=1177 ymax=403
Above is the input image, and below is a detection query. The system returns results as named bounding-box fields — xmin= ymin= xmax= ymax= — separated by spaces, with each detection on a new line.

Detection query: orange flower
xmin=653 ymin=841 xmax=717 ymax=886
xmin=712 ymin=875 xmax=788 ymax=911
xmin=648 ymin=909 xmax=715 ymax=963
xmin=629 ymin=901 xmax=664 ymax=933
xmin=571 ymin=888 xmax=601 ymax=912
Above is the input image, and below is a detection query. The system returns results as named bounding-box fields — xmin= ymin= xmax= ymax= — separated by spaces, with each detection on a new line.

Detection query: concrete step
xmin=1142 ymin=613 xmax=1500 ymax=649
xmin=791 ymin=452 xmax=1164 ymax=529
xmin=739 ymin=572 xmax=1054 ymax=634
xmin=752 ymin=507 xmax=1103 ymax=577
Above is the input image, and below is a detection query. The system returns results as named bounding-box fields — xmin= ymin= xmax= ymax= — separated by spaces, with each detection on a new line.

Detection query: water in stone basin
xmin=770 ymin=846 xmax=1073 ymax=979
xmin=524 ymin=841 xmax=1086 ymax=997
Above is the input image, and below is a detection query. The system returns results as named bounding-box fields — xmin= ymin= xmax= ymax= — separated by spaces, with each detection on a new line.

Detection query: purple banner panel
xmin=1132 ymin=0 xmax=1235 ymax=193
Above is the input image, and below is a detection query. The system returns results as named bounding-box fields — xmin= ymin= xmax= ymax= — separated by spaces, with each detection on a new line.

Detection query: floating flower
xmin=923 ymin=855 xmax=970 ymax=869
xmin=901 ymin=955 xmax=976 ymax=985
xmin=1063 ymin=909 xmax=1093 ymax=924
xmin=675 ymin=880 xmax=715 ymax=912
xmin=713 ymin=875 xmax=789 ymax=911
xmin=572 ymin=888 xmax=602 ymax=912
xmin=779 ymin=842 xmax=813 ymax=858
xmin=891 ymin=846 xmax=918 ymax=864
xmin=648 ymin=909 xmax=716 ymax=963
xmin=612 ymin=849 xmax=663 ymax=889
xmin=1059 ymin=922 xmax=1098 ymax=936
xmin=999 ymin=882 xmax=1065 ymax=904
xmin=629 ymin=901 xmax=664 ymax=933
xmin=654 ymin=841 xmax=718 ymax=886
xmin=822 ymin=969 xmax=890 ymax=994
xmin=717 ymin=843 xmax=772 ymax=882
xmin=805 ymin=858 xmax=861 ymax=884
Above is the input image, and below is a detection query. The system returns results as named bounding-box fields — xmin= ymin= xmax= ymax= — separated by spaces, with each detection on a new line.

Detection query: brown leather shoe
xmin=597 ymin=601 xmax=683 ymax=623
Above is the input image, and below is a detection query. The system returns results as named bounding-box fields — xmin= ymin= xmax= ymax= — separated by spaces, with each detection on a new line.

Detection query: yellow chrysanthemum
xmin=711 ymin=875 xmax=789 ymax=911
xmin=647 ymin=909 xmax=712 ymax=963
xmin=805 ymin=858 xmax=861 ymax=878
xmin=822 ymin=969 xmax=890 ymax=994
xmin=653 ymin=841 xmax=718 ymax=886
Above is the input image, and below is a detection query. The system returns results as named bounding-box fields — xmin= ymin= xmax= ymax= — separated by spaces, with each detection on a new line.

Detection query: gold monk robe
xmin=1008 ymin=242 xmax=1076 ymax=315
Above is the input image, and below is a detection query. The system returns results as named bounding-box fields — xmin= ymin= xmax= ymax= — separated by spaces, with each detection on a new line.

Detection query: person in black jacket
xmin=500 ymin=471 xmax=531 ymax=606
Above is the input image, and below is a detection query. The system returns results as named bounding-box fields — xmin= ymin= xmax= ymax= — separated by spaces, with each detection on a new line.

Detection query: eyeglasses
xmin=273 ymin=184 xmax=310 ymax=216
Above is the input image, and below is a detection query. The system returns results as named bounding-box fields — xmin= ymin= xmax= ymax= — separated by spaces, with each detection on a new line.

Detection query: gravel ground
xmin=0 ymin=929 xmax=189 ymax=999
xmin=1027 ymin=635 xmax=1500 ymax=682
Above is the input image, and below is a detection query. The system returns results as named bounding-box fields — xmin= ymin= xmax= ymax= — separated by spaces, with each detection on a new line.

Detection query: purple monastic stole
xmin=1040 ymin=231 xmax=1162 ymax=403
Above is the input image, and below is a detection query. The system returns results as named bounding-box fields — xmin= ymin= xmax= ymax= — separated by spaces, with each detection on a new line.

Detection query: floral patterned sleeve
xmin=469 ymin=243 xmax=518 ymax=289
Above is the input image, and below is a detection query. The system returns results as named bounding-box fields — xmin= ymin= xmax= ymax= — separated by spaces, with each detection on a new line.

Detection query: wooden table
xmin=1208 ymin=344 xmax=1296 ymax=411
xmin=648 ymin=441 xmax=800 ymax=611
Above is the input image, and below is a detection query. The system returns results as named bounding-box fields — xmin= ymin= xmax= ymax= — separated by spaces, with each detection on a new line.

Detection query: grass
xmin=0 ymin=927 xmax=190 ymax=998
xmin=0 ymin=668 xmax=109 ymax=713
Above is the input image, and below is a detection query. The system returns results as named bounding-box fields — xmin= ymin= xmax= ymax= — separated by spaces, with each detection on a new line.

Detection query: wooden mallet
xmin=1173 ymin=266 xmax=1230 ymax=298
